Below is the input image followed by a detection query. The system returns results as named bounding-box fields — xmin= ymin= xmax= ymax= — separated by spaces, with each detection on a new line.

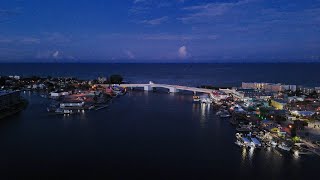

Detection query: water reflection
xmin=200 ymin=103 xmax=209 ymax=128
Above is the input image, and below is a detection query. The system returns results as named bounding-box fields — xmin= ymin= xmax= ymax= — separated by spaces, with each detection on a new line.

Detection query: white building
xmin=242 ymin=82 xmax=296 ymax=92
xmin=60 ymin=101 xmax=84 ymax=108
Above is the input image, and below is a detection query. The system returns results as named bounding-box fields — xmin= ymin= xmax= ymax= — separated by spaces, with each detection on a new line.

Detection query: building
xmin=50 ymin=91 xmax=70 ymax=98
xmin=302 ymin=87 xmax=315 ymax=95
xmin=242 ymin=82 xmax=296 ymax=92
xmin=98 ymin=76 xmax=107 ymax=84
xmin=60 ymin=101 xmax=84 ymax=108
xmin=0 ymin=91 xmax=21 ymax=110
xmin=271 ymin=99 xmax=287 ymax=110
xmin=237 ymin=89 xmax=273 ymax=100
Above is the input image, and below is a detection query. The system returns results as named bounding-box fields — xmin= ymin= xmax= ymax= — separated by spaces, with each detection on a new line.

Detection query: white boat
xmin=55 ymin=108 xmax=73 ymax=114
xmin=235 ymin=140 xmax=243 ymax=147
xmin=193 ymin=96 xmax=200 ymax=102
xmin=278 ymin=142 xmax=291 ymax=151
xmin=271 ymin=141 xmax=277 ymax=148
xmin=292 ymin=143 xmax=313 ymax=155
xmin=242 ymin=137 xmax=251 ymax=147
xmin=200 ymin=97 xmax=212 ymax=104
xmin=250 ymin=137 xmax=262 ymax=148
xmin=220 ymin=113 xmax=231 ymax=118
xmin=216 ymin=111 xmax=223 ymax=116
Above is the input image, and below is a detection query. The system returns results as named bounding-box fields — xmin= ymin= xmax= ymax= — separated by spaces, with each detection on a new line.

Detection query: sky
xmin=0 ymin=0 xmax=320 ymax=63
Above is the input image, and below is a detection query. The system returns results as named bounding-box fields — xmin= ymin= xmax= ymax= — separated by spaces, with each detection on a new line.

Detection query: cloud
xmin=179 ymin=0 xmax=254 ymax=23
xmin=101 ymin=33 xmax=219 ymax=41
xmin=43 ymin=32 xmax=71 ymax=43
xmin=134 ymin=0 xmax=146 ymax=4
xmin=124 ymin=50 xmax=135 ymax=59
xmin=53 ymin=51 xmax=60 ymax=58
xmin=178 ymin=46 xmax=188 ymax=58
xmin=139 ymin=16 xmax=169 ymax=25
xmin=20 ymin=37 xmax=40 ymax=44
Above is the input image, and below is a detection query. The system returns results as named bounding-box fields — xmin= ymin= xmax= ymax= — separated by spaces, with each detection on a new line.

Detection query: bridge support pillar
xmin=169 ymin=87 xmax=179 ymax=93
xmin=144 ymin=85 xmax=152 ymax=91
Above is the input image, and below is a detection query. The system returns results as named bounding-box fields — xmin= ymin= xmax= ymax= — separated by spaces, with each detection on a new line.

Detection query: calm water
xmin=0 ymin=63 xmax=320 ymax=179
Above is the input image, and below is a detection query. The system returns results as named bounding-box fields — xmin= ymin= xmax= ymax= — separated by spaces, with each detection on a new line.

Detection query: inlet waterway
xmin=1 ymin=63 xmax=320 ymax=179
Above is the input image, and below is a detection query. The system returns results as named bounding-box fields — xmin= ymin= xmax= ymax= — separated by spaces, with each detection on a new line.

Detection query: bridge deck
xmin=99 ymin=83 xmax=213 ymax=94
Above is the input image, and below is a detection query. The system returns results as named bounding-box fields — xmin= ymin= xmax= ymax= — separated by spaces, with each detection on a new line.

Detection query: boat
xmin=292 ymin=143 xmax=314 ymax=155
xmin=193 ymin=96 xmax=200 ymax=102
xmin=200 ymin=98 xmax=212 ymax=104
xmin=271 ymin=141 xmax=277 ymax=148
xmin=235 ymin=133 xmax=242 ymax=139
xmin=242 ymin=137 xmax=251 ymax=147
xmin=235 ymin=140 xmax=244 ymax=147
xmin=216 ymin=111 xmax=223 ymax=116
xmin=277 ymin=142 xmax=292 ymax=151
xmin=250 ymin=137 xmax=262 ymax=148
xmin=55 ymin=108 xmax=73 ymax=114
xmin=220 ymin=113 xmax=231 ymax=118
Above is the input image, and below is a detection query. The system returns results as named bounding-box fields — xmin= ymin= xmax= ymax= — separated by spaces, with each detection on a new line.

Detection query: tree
xmin=290 ymin=126 xmax=297 ymax=137
xmin=109 ymin=74 xmax=123 ymax=84
xmin=0 ymin=77 xmax=6 ymax=86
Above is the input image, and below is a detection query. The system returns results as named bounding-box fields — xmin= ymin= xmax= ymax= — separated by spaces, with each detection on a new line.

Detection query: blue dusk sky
xmin=0 ymin=0 xmax=320 ymax=62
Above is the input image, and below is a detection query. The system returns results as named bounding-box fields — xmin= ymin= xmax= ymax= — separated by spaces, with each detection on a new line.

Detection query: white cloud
xmin=20 ymin=37 xmax=40 ymax=44
xmin=134 ymin=0 xmax=145 ymax=4
xmin=178 ymin=46 xmax=188 ymax=58
xmin=180 ymin=0 xmax=254 ymax=23
xmin=125 ymin=50 xmax=135 ymax=59
xmin=53 ymin=51 xmax=60 ymax=58
xmin=140 ymin=16 xmax=169 ymax=25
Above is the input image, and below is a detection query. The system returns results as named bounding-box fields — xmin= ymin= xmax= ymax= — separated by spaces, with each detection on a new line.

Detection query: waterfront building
xmin=60 ymin=101 xmax=85 ymax=108
xmin=271 ymin=99 xmax=287 ymax=110
xmin=237 ymin=89 xmax=273 ymax=100
xmin=242 ymin=82 xmax=296 ymax=92
xmin=302 ymin=87 xmax=315 ymax=94
xmin=50 ymin=91 xmax=70 ymax=98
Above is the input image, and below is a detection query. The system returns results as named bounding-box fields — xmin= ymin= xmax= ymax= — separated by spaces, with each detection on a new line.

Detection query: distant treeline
xmin=199 ymin=85 xmax=232 ymax=90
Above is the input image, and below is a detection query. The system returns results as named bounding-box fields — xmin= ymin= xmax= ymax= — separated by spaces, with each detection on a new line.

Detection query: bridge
xmin=99 ymin=82 xmax=213 ymax=94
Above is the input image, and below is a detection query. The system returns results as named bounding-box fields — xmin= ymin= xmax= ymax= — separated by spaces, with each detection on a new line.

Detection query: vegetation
xmin=109 ymin=74 xmax=123 ymax=84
